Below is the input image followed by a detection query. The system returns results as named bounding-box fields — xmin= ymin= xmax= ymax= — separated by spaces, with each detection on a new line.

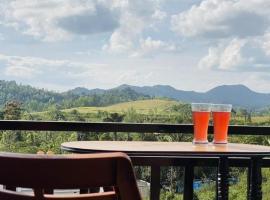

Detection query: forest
xmin=0 ymin=80 xmax=150 ymax=112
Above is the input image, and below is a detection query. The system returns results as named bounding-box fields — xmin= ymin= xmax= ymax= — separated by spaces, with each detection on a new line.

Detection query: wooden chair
xmin=0 ymin=152 xmax=142 ymax=200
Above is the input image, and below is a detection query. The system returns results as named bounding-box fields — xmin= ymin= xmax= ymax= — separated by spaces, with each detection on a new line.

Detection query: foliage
xmin=102 ymin=112 xmax=125 ymax=140
xmin=0 ymin=80 xmax=63 ymax=112
xmin=3 ymin=100 xmax=22 ymax=120
xmin=0 ymin=80 xmax=150 ymax=112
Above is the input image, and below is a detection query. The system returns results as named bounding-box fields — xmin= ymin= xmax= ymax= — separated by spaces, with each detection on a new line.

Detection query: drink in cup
xmin=212 ymin=104 xmax=232 ymax=144
xmin=191 ymin=103 xmax=211 ymax=144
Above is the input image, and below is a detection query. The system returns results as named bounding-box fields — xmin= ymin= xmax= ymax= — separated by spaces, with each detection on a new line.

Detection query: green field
xmin=63 ymin=99 xmax=179 ymax=114
xmin=31 ymin=99 xmax=270 ymax=125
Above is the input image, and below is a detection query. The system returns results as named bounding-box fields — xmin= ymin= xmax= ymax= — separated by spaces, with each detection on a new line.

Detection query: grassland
xmin=30 ymin=99 xmax=183 ymax=122
xmin=63 ymin=99 xmax=179 ymax=114
xmin=31 ymin=98 xmax=270 ymax=125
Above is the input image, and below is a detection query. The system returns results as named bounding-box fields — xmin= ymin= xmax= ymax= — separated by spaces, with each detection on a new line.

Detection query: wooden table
xmin=61 ymin=141 xmax=270 ymax=200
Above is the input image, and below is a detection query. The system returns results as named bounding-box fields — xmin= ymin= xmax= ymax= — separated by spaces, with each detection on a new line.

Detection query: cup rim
xmin=211 ymin=103 xmax=232 ymax=112
xmin=211 ymin=103 xmax=232 ymax=107
xmin=191 ymin=103 xmax=212 ymax=106
xmin=191 ymin=103 xmax=212 ymax=112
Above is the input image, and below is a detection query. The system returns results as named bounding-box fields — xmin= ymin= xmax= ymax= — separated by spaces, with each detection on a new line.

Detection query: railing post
xmin=247 ymin=161 xmax=251 ymax=199
xmin=183 ymin=162 xmax=194 ymax=200
xmin=217 ymin=156 xmax=229 ymax=200
xmin=150 ymin=165 xmax=160 ymax=200
xmin=248 ymin=157 xmax=262 ymax=200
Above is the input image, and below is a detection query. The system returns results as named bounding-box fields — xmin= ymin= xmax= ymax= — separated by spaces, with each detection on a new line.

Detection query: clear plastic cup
xmin=212 ymin=104 xmax=232 ymax=144
xmin=191 ymin=103 xmax=211 ymax=144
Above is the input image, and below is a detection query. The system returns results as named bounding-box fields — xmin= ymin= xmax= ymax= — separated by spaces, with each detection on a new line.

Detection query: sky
xmin=0 ymin=0 xmax=270 ymax=93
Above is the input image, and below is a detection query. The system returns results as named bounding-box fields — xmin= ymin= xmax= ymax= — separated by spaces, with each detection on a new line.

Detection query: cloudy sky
xmin=0 ymin=0 xmax=270 ymax=92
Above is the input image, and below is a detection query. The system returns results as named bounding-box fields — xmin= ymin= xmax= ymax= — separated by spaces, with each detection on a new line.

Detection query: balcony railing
xmin=1 ymin=120 xmax=270 ymax=200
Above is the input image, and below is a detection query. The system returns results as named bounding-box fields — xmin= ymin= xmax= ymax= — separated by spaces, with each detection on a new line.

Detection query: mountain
xmin=0 ymin=80 xmax=149 ymax=112
xmin=0 ymin=80 xmax=64 ymax=109
xmin=203 ymin=85 xmax=270 ymax=108
xmin=66 ymin=87 xmax=105 ymax=95
xmin=124 ymin=84 xmax=270 ymax=108
xmin=115 ymin=84 xmax=204 ymax=102
xmin=68 ymin=84 xmax=270 ymax=108
xmin=2 ymin=80 xmax=270 ymax=110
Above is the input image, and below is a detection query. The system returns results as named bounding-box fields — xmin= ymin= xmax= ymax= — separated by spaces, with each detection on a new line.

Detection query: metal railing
xmin=0 ymin=120 xmax=270 ymax=200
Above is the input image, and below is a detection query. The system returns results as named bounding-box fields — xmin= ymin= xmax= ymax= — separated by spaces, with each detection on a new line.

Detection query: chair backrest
xmin=0 ymin=152 xmax=142 ymax=200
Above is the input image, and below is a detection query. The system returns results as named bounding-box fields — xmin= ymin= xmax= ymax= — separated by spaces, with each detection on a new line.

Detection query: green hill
xmin=63 ymin=99 xmax=179 ymax=114
xmin=0 ymin=80 xmax=150 ymax=112
xmin=31 ymin=99 xmax=187 ymax=123
xmin=0 ymin=80 xmax=64 ymax=111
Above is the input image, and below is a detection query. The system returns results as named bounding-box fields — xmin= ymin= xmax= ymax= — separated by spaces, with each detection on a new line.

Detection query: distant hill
xmin=66 ymin=87 xmax=105 ymax=95
xmin=0 ymin=80 xmax=149 ymax=112
xmin=67 ymin=84 xmax=270 ymax=108
xmin=2 ymin=79 xmax=270 ymax=110
xmin=115 ymin=84 xmax=203 ymax=102
xmin=118 ymin=84 xmax=270 ymax=108
xmin=202 ymin=85 xmax=270 ymax=108
xmin=0 ymin=80 xmax=64 ymax=111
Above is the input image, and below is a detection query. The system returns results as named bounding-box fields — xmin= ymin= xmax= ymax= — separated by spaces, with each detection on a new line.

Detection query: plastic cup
xmin=212 ymin=104 xmax=232 ymax=144
xmin=191 ymin=103 xmax=211 ymax=144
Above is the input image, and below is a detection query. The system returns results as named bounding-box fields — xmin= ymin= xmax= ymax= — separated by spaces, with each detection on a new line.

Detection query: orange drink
xmin=193 ymin=111 xmax=210 ymax=143
xmin=191 ymin=103 xmax=211 ymax=144
xmin=212 ymin=104 xmax=232 ymax=144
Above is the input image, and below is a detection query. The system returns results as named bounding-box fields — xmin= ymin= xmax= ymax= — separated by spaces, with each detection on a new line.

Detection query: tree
xmin=171 ymin=103 xmax=192 ymax=123
xmin=2 ymin=101 xmax=23 ymax=148
xmin=103 ymin=113 xmax=125 ymax=140
xmin=231 ymin=108 xmax=237 ymax=117
xmin=3 ymin=100 xmax=22 ymax=120
xmin=124 ymin=108 xmax=144 ymax=140
xmin=47 ymin=105 xmax=65 ymax=121
xmin=69 ymin=109 xmax=84 ymax=121
xmin=239 ymin=108 xmax=248 ymax=123
xmin=0 ymin=110 xmax=4 ymax=120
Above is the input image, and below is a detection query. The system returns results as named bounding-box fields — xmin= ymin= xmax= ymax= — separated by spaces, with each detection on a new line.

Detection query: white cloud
xmin=170 ymin=0 xmax=270 ymax=72
xmin=5 ymin=65 xmax=39 ymax=78
xmin=115 ymin=70 xmax=156 ymax=85
xmin=103 ymin=12 xmax=144 ymax=53
xmin=218 ymin=39 xmax=246 ymax=70
xmin=199 ymin=38 xmax=246 ymax=70
xmin=0 ymin=53 xmax=107 ymax=80
xmin=262 ymin=32 xmax=270 ymax=56
xmin=131 ymin=37 xmax=176 ymax=57
xmin=198 ymin=46 xmax=221 ymax=70
xmin=57 ymin=4 xmax=120 ymax=35
xmin=103 ymin=0 xmax=164 ymax=54
xmin=198 ymin=38 xmax=270 ymax=71
xmin=0 ymin=0 xmax=163 ymax=46
xmin=0 ymin=0 xmax=120 ymax=41
xmin=0 ymin=0 xmax=174 ymax=57
xmin=152 ymin=9 xmax=167 ymax=20
xmin=171 ymin=0 xmax=270 ymax=38
xmin=239 ymin=73 xmax=270 ymax=93
xmin=0 ymin=53 xmax=162 ymax=91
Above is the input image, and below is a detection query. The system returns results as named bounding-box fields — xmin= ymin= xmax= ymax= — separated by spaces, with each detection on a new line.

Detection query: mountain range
xmin=68 ymin=84 xmax=270 ymax=108
xmin=1 ymin=79 xmax=270 ymax=109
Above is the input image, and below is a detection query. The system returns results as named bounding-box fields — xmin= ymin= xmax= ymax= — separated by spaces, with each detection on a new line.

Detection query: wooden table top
xmin=61 ymin=141 xmax=270 ymax=157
